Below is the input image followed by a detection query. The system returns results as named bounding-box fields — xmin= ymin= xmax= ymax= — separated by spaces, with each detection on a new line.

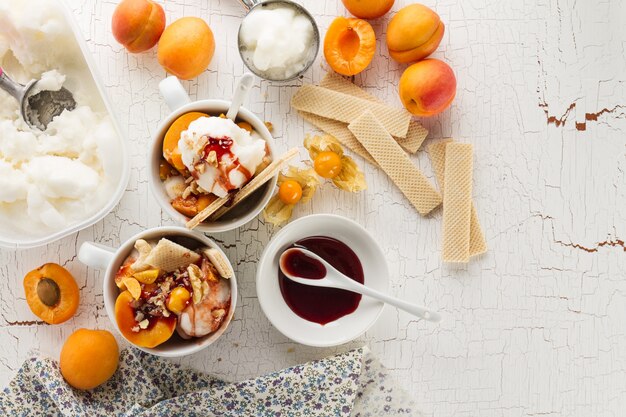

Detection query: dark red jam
xmin=280 ymin=249 xmax=326 ymax=279
xmin=278 ymin=236 xmax=364 ymax=325
xmin=203 ymin=136 xmax=234 ymax=161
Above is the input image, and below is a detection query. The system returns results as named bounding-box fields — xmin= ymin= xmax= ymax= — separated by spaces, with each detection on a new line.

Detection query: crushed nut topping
xmin=206 ymin=150 xmax=218 ymax=167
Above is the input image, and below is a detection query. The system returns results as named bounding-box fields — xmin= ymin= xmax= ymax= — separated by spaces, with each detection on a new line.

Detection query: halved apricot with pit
xmin=324 ymin=17 xmax=376 ymax=76
xmin=24 ymin=263 xmax=79 ymax=324
xmin=114 ymin=290 xmax=176 ymax=348
xmin=163 ymin=111 xmax=208 ymax=171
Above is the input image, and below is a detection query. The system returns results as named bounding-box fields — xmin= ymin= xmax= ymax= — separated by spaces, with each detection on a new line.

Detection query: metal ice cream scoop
xmin=0 ymin=67 xmax=76 ymax=130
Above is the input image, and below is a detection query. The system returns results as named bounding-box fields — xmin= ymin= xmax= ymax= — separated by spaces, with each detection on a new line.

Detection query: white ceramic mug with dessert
xmin=149 ymin=76 xmax=278 ymax=233
xmin=78 ymin=226 xmax=237 ymax=357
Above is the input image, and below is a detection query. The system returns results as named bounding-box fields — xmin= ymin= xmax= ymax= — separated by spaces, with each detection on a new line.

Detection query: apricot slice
xmin=122 ymin=277 xmax=142 ymax=300
xmin=114 ymin=291 xmax=176 ymax=348
xmin=237 ymin=121 xmax=253 ymax=133
xmin=133 ymin=269 xmax=160 ymax=284
xmin=114 ymin=257 xmax=135 ymax=290
xmin=163 ymin=112 xmax=208 ymax=172
xmin=24 ymin=263 xmax=79 ymax=325
xmin=171 ymin=194 xmax=216 ymax=218
xmin=60 ymin=329 xmax=119 ymax=390
xmin=324 ymin=17 xmax=376 ymax=76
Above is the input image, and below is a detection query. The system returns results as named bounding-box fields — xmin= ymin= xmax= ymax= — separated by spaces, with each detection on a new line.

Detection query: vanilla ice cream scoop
xmin=178 ymin=116 xmax=267 ymax=198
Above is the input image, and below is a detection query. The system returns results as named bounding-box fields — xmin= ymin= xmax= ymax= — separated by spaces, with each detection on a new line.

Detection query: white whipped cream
xmin=179 ymin=117 xmax=266 ymax=198
xmin=0 ymin=0 xmax=122 ymax=237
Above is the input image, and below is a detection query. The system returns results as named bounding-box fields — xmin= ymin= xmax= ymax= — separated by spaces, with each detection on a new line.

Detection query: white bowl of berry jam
xmin=256 ymin=214 xmax=388 ymax=347
xmin=79 ymin=226 xmax=237 ymax=357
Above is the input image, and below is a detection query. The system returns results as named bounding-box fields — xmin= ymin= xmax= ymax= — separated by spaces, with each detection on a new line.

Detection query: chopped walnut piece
xmin=212 ymin=309 xmax=226 ymax=320
xmin=138 ymin=319 xmax=150 ymax=330
xmin=206 ymin=150 xmax=218 ymax=167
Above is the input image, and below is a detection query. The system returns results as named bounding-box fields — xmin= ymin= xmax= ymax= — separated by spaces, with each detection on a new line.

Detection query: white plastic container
xmin=0 ymin=0 xmax=130 ymax=249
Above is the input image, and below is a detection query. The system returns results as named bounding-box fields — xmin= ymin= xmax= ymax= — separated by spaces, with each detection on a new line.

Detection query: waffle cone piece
xmin=428 ymin=139 xmax=487 ymax=258
xmin=348 ymin=111 xmax=441 ymax=216
xmin=144 ymin=238 xmax=201 ymax=272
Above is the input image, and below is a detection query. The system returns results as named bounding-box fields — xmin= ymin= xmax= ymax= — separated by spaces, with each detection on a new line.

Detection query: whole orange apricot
xmin=60 ymin=329 xmax=119 ymax=390
xmin=386 ymin=3 xmax=444 ymax=63
xmin=399 ymin=59 xmax=456 ymax=117
xmin=112 ymin=0 xmax=166 ymax=53
xmin=158 ymin=17 xmax=215 ymax=80
xmin=324 ymin=17 xmax=376 ymax=76
xmin=341 ymin=0 xmax=394 ymax=19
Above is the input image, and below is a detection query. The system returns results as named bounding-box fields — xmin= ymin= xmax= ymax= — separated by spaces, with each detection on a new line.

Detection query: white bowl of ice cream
xmin=149 ymin=78 xmax=277 ymax=233
xmin=238 ymin=0 xmax=320 ymax=81
xmin=0 ymin=0 xmax=129 ymax=248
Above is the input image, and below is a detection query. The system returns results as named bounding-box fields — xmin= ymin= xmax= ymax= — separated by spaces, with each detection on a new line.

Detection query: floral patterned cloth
xmin=0 ymin=347 xmax=420 ymax=416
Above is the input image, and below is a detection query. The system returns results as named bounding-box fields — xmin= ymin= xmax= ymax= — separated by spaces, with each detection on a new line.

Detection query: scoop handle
xmin=238 ymin=0 xmax=261 ymax=11
xmin=0 ymin=67 xmax=25 ymax=101
xmin=226 ymin=73 xmax=254 ymax=121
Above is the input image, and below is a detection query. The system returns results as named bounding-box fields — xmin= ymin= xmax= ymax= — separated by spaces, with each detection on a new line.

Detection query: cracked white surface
xmin=1 ymin=1 xmax=625 ymax=416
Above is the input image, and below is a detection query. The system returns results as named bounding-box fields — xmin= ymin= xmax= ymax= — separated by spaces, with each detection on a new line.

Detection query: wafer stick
xmin=186 ymin=148 xmax=299 ymax=228
xmin=428 ymin=140 xmax=487 ymax=257
xmin=348 ymin=111 xmax=442 ymax=215
xmin=320 ymin=73 xmax=428 ymax=153
xmin=441 ymin=143 xmax=474 ymax=262
xmin=292 ymin=85 xmax=412 ymax=138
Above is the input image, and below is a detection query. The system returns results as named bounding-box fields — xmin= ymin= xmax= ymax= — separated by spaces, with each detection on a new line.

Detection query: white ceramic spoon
xmin=279 ymin=247 xmax=442 ymax=323
xmin=226 ymin=73 xmax=254 ymax=121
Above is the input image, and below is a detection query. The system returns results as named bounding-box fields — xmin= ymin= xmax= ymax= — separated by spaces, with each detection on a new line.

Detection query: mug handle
xmin=78 ymin=242 xmax=116 ymax=270
xmin=159 ymin=76 xmax=191 ymax=112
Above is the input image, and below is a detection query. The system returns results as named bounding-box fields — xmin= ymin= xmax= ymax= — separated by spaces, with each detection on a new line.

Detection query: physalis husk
xmin=304 ymin=134 xmax=366 ymax=192
xmin=263 ymin=166 xmax=319 ymax=226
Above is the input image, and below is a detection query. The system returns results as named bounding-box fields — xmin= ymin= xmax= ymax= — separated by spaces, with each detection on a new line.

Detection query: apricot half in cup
xmin=24 ymin=263 xmax=79 ymax=324
xmin=115 ymin=290 xmax=176 ymax=348
xmin=324 ymin=17 xmax=376 ymax=76
xmin=163 ymin=111 xmax=208 ymax=171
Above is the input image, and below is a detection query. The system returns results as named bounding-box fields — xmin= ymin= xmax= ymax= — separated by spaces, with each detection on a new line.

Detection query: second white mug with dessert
xmin=78 ymin=226 xmax=237 ymax=357
xmin=150 ymin=76 xmax=295 ymax=233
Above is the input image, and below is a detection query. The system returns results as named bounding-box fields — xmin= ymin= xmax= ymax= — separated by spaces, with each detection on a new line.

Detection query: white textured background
xmin=1 ymin=0 xmax=625 ymax=416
